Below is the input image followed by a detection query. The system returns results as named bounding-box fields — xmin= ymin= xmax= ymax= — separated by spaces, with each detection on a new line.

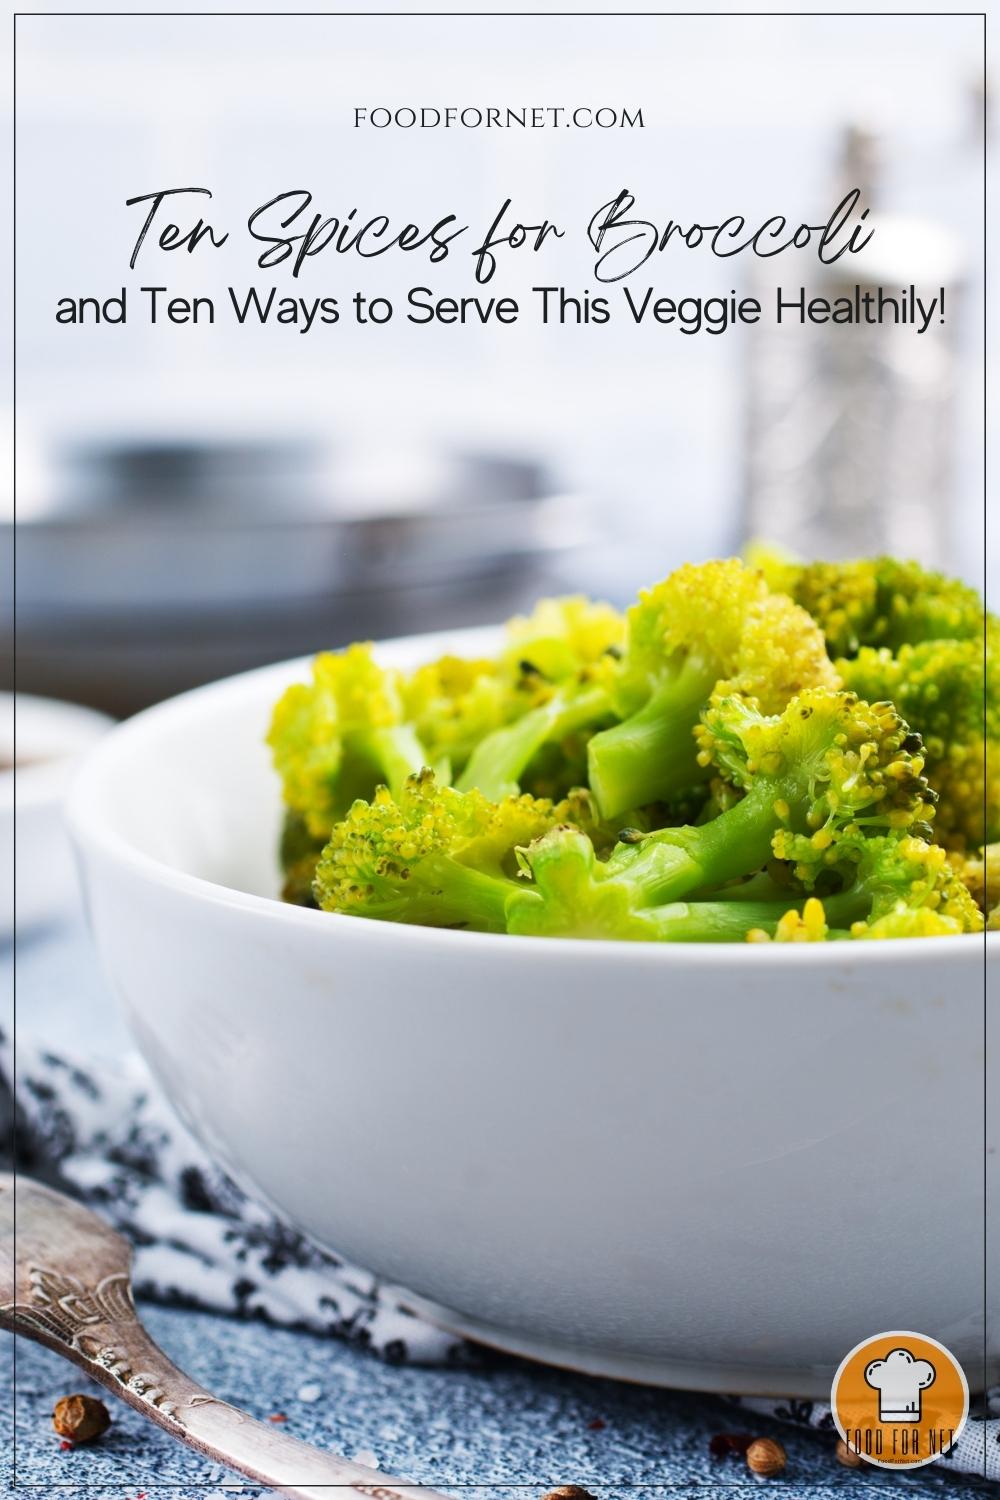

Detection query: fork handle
xmin=8 ymin=1311 xmax=453 ymax=1500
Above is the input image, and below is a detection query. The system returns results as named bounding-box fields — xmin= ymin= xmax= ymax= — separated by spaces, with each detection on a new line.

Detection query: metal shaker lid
xmin=827 ymin=122 xmax=966 ymax=288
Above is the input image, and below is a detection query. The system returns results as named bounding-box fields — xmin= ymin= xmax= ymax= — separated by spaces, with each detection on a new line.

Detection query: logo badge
xmin=831 ymin=1331 xmax=969 ymax=1469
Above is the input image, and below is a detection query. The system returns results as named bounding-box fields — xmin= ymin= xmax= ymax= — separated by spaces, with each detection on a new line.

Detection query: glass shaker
xmin=742 ymin=128 xmax=966 ymax=566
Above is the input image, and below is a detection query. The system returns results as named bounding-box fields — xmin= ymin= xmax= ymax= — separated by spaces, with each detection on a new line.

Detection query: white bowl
xmin=67 ymin=629 xmax=997 ymax=1397
xmin=2 ymin=692 xmax=113 ymax=937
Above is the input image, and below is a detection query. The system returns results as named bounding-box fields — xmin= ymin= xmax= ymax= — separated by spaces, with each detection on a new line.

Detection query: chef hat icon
xmin=864 ymin=1347 xmax=936 ymax=1422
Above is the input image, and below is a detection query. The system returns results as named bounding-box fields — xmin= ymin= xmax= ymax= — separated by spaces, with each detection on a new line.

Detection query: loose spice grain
xmin=52 ymin=1395 xmax=111 ymax=1444
xmin=746 ymin=1437 xmax=787 ymax=1477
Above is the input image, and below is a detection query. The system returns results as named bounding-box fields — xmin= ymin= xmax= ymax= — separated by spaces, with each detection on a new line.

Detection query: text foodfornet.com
xmin=352 ymin=106 xmax=644 ymax=129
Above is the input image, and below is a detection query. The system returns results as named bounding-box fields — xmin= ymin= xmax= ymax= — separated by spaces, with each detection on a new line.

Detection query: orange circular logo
xmin=831 ymin=1331 xmax=969 ymax=1469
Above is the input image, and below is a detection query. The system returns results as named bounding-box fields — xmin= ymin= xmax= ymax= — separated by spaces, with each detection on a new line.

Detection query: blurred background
xmin=8 ymin=12 xmax=989 ymax=716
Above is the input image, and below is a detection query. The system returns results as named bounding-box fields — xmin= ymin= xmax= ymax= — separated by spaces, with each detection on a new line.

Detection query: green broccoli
xmin=270 ymin=560 xmax=989 ymax=945
xmin=501 ymin=594 xmax=624 ymax=679
xmin=509 ymin=688 xmax=935 ymax=939
xmin=750 ymin=549 xmax=984 ymax=658
xmin=750 ymin=549 xmax=993 ymax=847
xmin=455 ymin=596 xmax=623 ymax=802
xmin=837 ymin=834 xmax=983 ymax=938
xmin=508 ymin=824 xmax=818 ymax=941
xmin=760 ymin=834 xmax=983 ymax=940
xmin=585 ymin=559 xmax=838 ymax=820
xmin=268 ymin=644 xmax=438 ymax=840
xmin=402 ymin=654 xmax=512 ymax=779
xmin=511 ymin=826 xmax=980 ymax=946
xmin=836 ymin=631 xmax=997 ymax=849
xmin=746 ymin=898 xmax=833 ymax=943
xmin=950 ymin=842 xmax=1000 ymax=929
xmin=313 ymin=768 xmax=586 ymax=931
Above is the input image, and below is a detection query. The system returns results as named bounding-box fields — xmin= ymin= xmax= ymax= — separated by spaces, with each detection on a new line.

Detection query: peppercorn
xmin=835 ymin=1438 xmax=863 ymax=1469
xmin=52 ymin=1394 xmax=111 ymax=1444
xmin=745 ymin=1437 xmax=787 ymax=1477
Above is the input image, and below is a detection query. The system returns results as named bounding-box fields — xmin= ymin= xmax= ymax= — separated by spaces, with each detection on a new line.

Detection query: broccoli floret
xmin=502 ymin=594 xmax=624 ymax=678
xmin=270 ymin=562 xmax=985 ymax=944
xmin=455 ymin=597 xmax=622 ymax=802
xmin=509 ymin=689 xmax=933 ymax=938
xmin=823 ymin=834 xmax=984 ymax=938
xmin=950 ymin=843 xmax=1000 ymax=928
xmin=511 ymin=825 xmax=979 ymax=945
xmin=268 ymin=645 xmax=436 ymax=839
xmin=689 ymin=687 xmax=935 ymax=885
xmin=585 ymin=559 xmax=838 ymax=819
xmin=746 ymin=834 xmax=984 ymax=939
xmin=752 ymin=550 xmax=984 ymax=658
xmin=401 ymin=596 xmax=620 ymax=794
xmin=837 ymin=631 xmax=997 ymax=849
xmin=746 ymin=898 xmax=832 ymax=943
xmin=456 ymin=679 xmax=613 ymax=802
xmin=313 ymin=768 xmax=577 ymax=931
xmin=403 ymin=655 xmax=512 ymax=778
xmin=508 ymin=824 xmax=817 ymax=942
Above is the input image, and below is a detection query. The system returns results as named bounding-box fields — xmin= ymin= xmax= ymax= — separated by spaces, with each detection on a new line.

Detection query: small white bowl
xmin=67 ymin=630 xmax=998 ymax=1396
xmin=2 ymin=692 xmax=112 ymax=937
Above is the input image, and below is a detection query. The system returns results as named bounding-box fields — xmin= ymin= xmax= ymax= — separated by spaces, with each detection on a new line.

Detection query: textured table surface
xmin=4 ymin=1310 xmax=993 ymax=1500
xmin=1 ymin=920 xmax=992 ymax=1498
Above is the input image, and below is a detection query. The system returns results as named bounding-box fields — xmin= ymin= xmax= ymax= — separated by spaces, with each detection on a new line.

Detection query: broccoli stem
xmin=607 ymin=781 xmax=782 ymax=905
xmin=818 ymin=880 xmax=916 ymax=933
xmin=457 ymin=685 xmax=609 ymax=801
xmin=587 ymin=663 xmax=715 ymax=818
xmin=351 ymin=856 xmax=523 ymax=932
xmin=364 ymin=725 xmax=433 ymax=797
xmin=704 ymin=870 xmax=795 ymax=902
xmin=638 ymin=899 xmax=808 ymax=942
xmin=420 ymin=855 xmax=526 ymax=932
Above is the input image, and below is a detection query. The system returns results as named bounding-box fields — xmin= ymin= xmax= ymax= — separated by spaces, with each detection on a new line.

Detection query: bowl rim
xmin=66 ymin=628 xmax=991 ymax=967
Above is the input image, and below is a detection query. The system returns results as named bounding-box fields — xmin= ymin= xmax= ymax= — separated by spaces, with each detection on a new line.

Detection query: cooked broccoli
xmin=746 ymin=898 xmax=832 ymax=943
xmin=748 ymin=835 xmax=984 ymax=941
xmin=455 ymin=597 xmax=622 ymax=802
xmin=750 ymin=549 xmax=994 ymax=848
xmin=272 ymin=558 xmax=989 ymax=945
xmin=403 ymin=655 xmax=511 ymax=779
xmin=507 ymin=825 xmax=819 ymax=941
xmin=692 ymin=686 xmax=934 ymax=879
xmin=279 ymin=810 xmax=323 ymax=907
xmin=455 ymin=678 xmax=613 ymax=802
xmin=951 ymin=843 xmax=1000 ymax=928
xmin=268 ymin=644 xmax=437 ymax=839
xmin=512 ymin=823 xmax=980 ymax=945
xmin=585 ymin=559 xmax=838 ymax=819
xmin=502 ymin=594 xmax=624 ymax=679
xmin=837 ymin=632 xmax=997 ymax=848
xmin=313 ymin=768 xmax=581 ymax=931
xmin=509 ymin=689 xmax=935 ymax=939
xmin=750 ymin=548 xmax=984 ymax=658
xmin=775 ymin=832 xmax=983 ymax=938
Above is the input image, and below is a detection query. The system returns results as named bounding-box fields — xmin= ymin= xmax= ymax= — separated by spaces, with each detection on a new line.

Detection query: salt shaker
xmin=742 ymin=127 xmax=966 ymax=565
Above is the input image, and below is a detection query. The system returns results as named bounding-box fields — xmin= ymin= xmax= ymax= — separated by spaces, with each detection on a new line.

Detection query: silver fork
xmin=0 ymin=1173 xmax=454 ymax=1499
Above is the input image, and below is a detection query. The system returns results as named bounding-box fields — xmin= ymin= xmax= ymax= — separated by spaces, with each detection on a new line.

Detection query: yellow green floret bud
xmin=313 ymin=768 xmax=581 ymax=931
